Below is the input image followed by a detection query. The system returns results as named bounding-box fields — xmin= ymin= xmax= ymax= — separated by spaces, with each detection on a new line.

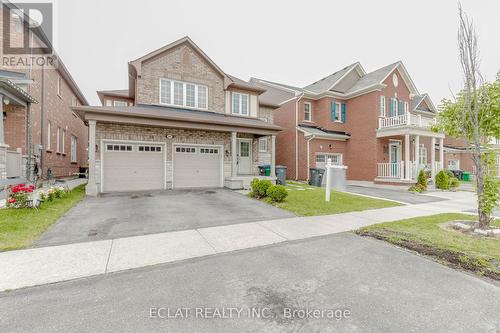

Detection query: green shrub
xmin=449 ymin=177 xmax=460 ymax=190
xmin=417 ymin=170 xmax=427 ymax=190
xmin=435 ymin=170 xmax=449 ymax=190
xmin=250 ymin=178 xmax=273 ymax=199
xmin=408 ymin=184 xmax=426 ymax=193
xmin=266 ymin=185 xmax=288 ymax=202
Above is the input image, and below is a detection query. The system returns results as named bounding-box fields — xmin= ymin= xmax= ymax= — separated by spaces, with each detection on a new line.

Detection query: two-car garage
xmin=101 ymin=141 xmax=223 ymax=192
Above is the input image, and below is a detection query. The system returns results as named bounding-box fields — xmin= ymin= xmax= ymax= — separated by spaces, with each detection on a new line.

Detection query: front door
xmin=237 ymin=139 xmax=252 ymax=174
xmin=389 ymin=142 xmax=401 ymax=177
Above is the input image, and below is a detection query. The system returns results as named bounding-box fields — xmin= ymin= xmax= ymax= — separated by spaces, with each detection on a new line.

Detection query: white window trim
xmin=334 ymin=102 xmax=342 ymax=122
xmin=57 ymin=75 xmax=62 ymax=98
xmin=316 ymin=153 xmax=343 ymax=165
xmin=231 ymin=92 xmax=249 ymax=116
xmin=62 ymin=129 xmax=66 ymax=154
xmin=404 ymin=101 xmax=409 ymax=114
xmin=159 ymin=78 xmax=208 ymax=110
xmin=47 ymin=121 xmax=51 ymax=151
xmin=448 ymin=159 xmax=460 ymax=171
xmin=380 ymin=96 xmax=386 ymax=117
xmin=304 ymin=102 xmax=312 ymax=122
xmin=71 ymin=135 xmax=77 ymax=163
xmin=258 ymin=137 xmax=268 ymax=153
xmin=56 ymin=127 xmax=61 ymax=153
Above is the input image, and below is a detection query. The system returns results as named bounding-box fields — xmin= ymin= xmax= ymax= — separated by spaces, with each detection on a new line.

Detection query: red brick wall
xmin=3 ymin=105 xmax=26 ymax=151
xmin=274 ymin=99 xmax=297 ymax=179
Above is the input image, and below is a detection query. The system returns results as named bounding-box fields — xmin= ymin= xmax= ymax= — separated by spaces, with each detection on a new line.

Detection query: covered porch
xmin=375 ymin=127 xmax=445 ymax=184
xmin=0 ymin=77 xmax=38 ymax=181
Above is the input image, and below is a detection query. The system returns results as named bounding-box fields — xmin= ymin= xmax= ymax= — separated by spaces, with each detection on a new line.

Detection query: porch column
xmin=414 ymin=135 xmax=420 ymax=172
xmin=404 ymin=134 xmax=410 ymax=180
xmin=231 ymin=131 xmax=237 ymax=177
xmin=0 ymin=95 xmax=4 ymax=145
xmin=0 ymin=95 xmax=6 ymax=180
xmin=270 ymin=135 xmax=276 ymax=178
xmin=439 ymin=138 xmax=444 ymax=170
xmin=86 ymin=120 xmax=98 ymax=196
xmin=431 ymin=137 xmax=436 ymax=180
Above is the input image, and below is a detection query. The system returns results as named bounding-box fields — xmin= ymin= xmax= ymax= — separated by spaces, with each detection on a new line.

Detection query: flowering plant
xmin=39 ymin=186 xmax=67 ymax=202
xmin=7 ymin=184 xmax=35 ymax=208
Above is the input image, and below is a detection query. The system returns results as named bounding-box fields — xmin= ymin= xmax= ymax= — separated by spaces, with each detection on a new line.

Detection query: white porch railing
xmin=377 ymin=162 xmax=403 ymax=179
xmin=378 ymin=112 xmax=437 ymax=130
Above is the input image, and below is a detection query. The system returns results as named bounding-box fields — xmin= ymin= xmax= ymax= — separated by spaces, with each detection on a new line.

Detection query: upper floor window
xmin=379 ymin=96 xmax=386 ymax=117
xmin=304 ymin=102 xmax=312 ymax=121
xmin=57 ymin=75 xmax=62 ymax=97
xmin=159 ymin=79 xmax=208 ymax=110
xmin=232 ymin=92 xmax=249 ymax=116
xmin=332 ymin=102 xmax=341 ymax=122
xmin=404 ymin=101 xmax=409 ymax=114
xmin=390 ymin=97 xmax=398 ymax=117
xmin=113 ymin=100 xmax=128 ymax=107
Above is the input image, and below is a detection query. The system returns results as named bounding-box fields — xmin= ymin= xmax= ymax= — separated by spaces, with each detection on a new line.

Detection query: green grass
xmin=357 ymin=213 xmax=500 ymax=279
xmin=270 ymin=182 xmax=402 ymax=216
xmin=0 ymin=185 xmax=86 ymax=251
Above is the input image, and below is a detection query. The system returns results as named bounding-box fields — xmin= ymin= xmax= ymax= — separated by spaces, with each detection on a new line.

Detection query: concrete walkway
xmin=0 ymin=192 xmax=477 ymax=292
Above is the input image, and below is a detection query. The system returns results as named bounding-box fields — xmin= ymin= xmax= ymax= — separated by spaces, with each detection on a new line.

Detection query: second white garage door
xmin=173 ymin=145 xmax=222 ymax=188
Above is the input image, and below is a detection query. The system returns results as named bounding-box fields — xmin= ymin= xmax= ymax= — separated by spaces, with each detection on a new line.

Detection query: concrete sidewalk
xmin=0 ymin=197 xmax=474 ymax=292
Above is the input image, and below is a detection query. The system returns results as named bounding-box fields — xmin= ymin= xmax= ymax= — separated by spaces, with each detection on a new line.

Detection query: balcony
xmin=378 ymin=113 xmax=436 ymax=130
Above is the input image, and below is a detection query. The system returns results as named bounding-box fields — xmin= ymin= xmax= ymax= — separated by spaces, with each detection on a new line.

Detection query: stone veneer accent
xmin=95 ymin=123 xmax=267 ymax=189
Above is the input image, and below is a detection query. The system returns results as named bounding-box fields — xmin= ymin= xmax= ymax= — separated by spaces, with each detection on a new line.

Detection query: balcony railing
xmin=378 ymin=113 xmax=436 ymax=130
xmin=376 ymin=161 xmax=443 ymax=180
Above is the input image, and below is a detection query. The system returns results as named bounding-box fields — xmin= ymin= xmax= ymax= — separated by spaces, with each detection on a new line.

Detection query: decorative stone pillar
xmin=231 ymin=132 xmax=237 ymax=177
xmin=86 ymin=120 xmax=98 ymax=196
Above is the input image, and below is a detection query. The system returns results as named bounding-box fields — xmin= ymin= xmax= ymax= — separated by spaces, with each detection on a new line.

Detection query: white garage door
xmin=173 ymin=145 xmax=222 ymax=188
xmin=102 ymin=142 xmax=165 ymax=192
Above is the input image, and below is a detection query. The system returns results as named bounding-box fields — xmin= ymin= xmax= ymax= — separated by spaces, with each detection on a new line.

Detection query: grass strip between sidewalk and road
xmin=356 ymin=213 xmax=500 ymax=280
xmin=0 ymin=185 xmax=86 ymax=252
xmin=270 ymin=182 xmax=402 ymax=216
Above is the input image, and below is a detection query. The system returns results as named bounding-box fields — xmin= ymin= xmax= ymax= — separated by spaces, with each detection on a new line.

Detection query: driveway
xmin=345 ymin=185 xmax=447 ymax=204
xmin=2 ymin=233 xmax=498 ymax=332
xmin=36 ymin=189 xmax=294 ymax=247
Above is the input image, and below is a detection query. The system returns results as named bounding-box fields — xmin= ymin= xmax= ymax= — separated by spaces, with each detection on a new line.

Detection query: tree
xmin=434 ymin=5 xmax=500 ymax=229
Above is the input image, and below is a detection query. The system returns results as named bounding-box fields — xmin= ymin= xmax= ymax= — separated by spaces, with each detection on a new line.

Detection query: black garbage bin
xmin=450 ymin=170 xmax=463 ymax=180
xmin=308 ymin=168 xmax=325 ymax=187
xmin=275 ymin=165 xmax=287 ymax=185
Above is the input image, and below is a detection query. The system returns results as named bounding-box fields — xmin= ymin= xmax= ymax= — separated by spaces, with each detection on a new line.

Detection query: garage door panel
xmin=102 ymin=143 xmax=164 ymax=192
xmin=173 ymin=145 xmax=221 ymax=188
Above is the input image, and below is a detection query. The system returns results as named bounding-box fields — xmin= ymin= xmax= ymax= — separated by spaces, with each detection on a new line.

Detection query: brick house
xmin=74 ymin=37 xmax=281 ymax=195
xmin=251 ymin=61 xmax=447 ymax=184
xmin=0 ymin=2 xmax=88 ymax=181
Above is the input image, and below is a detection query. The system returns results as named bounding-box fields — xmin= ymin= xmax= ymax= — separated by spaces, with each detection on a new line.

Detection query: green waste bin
xmin=463 ymin=172 xmax=470 ymax=182
xmin=258 ymin=165 xmax=271 ymax=176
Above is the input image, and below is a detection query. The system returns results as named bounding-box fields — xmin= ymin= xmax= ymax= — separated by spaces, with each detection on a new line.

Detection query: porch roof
xmin=73 ymin=104 xmax=282 ymax=136
xmin=0 ymin=78 xmax=38 ymax=105
xmin=376 ymin=126 xmax=445 ymax=139
xmin=297 ymin=124 xmax=351 ymax=141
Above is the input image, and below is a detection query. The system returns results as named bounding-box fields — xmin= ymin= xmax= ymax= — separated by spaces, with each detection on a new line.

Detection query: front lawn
xmin=270 ymin=182 xmax=401 ymax=216
xmin=0 ymin=184 xmax=86 ymax=251
xmin=356 ymin=213 xmax=500 ymax=279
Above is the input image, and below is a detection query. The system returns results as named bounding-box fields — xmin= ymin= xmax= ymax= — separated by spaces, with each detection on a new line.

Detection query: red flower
xmin=8 ymin=198 xmax=16 ymax=204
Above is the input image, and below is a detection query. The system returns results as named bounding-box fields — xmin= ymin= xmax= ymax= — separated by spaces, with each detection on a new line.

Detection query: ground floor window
xmin=448 ymin=159 xmax=460 ymax=170
xmin=258 ymin=137 xmax=268 ymax=152
xmin=316 ymin=153 xmax=342 ymax=165
xmin=419 ymin=145 xmax=427 ymax=165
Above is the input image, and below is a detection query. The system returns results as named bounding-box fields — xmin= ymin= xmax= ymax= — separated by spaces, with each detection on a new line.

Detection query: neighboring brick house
xmin=74 ymin=37 xmax=281 ymax=195
xmin=0 ymin=2 xmax=88 ymax=181
xmin=251 ymin=61 xmax=447 ymax=184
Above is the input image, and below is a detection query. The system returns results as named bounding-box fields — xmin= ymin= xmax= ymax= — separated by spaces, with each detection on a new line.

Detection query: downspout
xmin=40 ymin=62 xmax=45 ymax=176
xmin=306 ymin=135 xmax=315 ymax=181
xmin=295 ymin=93 xmax=304 ymax=180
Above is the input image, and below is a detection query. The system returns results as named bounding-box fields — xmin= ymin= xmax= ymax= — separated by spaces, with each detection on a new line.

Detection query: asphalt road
xmin=1 ymin=233 xmax=499 ymax=332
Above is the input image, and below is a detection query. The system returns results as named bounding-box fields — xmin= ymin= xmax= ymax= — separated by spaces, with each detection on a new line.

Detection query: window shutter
xmin=341 ymin=103 xmax=346 ymax=123
xmin=330 ymin=101 xmax=335 ymax=121
xmin=390 ymin=98 xmax=394 ymax=117
xmin=398 ymin=99 xmax=403 ymax=115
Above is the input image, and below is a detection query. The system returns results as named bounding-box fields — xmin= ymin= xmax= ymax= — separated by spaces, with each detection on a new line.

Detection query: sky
xmin=54 ymin=0 xmax=500 ymax=106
